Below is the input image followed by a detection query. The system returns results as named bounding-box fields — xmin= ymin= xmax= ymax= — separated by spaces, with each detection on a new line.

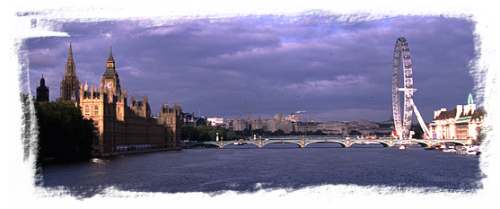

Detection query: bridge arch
xmin=378 ymin=142 xmax=392 ymax=147
xmin=349 ymin=141 xmax=389 ymax=148
xmin=221 ymin=141 xmax=260 ymax=149
xmin=415 ymin=141 xmax=430 ymax=147
xmin=442 ymin=141 xmax=467 ymax=146
xmin=197 ymin=142 xmax=222 ymax=148
xmin=261 ymin=140 xmax=302 ymax=148
xmin=304 ymin=141 xmax=347 ymax=148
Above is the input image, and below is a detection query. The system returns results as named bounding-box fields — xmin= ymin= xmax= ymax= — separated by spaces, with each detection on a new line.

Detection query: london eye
xmin=392 ymin=37 xmax=429 ymax=140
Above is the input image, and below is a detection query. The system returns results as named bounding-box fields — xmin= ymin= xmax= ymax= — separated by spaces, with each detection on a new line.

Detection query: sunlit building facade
xmin=428 ymin=94 xmax=485 ymax=142
xmin=63 ymin=45 xmax=181 ymax=155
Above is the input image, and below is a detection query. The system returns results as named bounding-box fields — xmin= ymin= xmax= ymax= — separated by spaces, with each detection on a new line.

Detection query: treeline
xmin=180 ymin=125 xmax=328 ymax=142
xmin=35 ymin=101 xmax=97 ymax=164
xmin=181 ymin=125 xmax=242 ymax=141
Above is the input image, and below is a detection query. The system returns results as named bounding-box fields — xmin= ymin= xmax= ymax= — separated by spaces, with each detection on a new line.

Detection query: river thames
xmin=39 ymin=144 xmax=481 ymax=197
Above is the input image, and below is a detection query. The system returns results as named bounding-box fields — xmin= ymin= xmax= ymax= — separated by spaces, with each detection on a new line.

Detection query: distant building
xmin=285 ymin=112 xmax=302 ymax=123
xmin=36 ymin=76 xmax=49 ymax=102
xmin=344 ymin=120 xmax=380 ymax=136
xmin=250 ymin=117 xmax=265 ymax=130
xmin=316 ymin=121 xmax=345 ymax=135
xmin=294 ymin=121 xmax=319 ymax=133
xmin=207 ymin=117 xmax=224 ymax=126
xmin=182 ymin=112 xmax=196 ymax=124
xmin=223 ymin=114 xmax=392 ymax=137
xmin=266 ymin=113 xmax=293 ymax=133
xmin=428 ymin=94 xmax=485 ymax=142
xmin=232 ymin=118 xmax=249 ymax=131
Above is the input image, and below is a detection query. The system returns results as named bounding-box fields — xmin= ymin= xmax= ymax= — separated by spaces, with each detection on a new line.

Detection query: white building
xmin=428 ymin=94 xmax=485 ymax=142
xmin=207 ymin=117 xmax=224 ymax=126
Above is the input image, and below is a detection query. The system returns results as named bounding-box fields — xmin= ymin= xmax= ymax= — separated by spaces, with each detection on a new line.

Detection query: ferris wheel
xmin=392 ymin=37 xmax=430 ymax=140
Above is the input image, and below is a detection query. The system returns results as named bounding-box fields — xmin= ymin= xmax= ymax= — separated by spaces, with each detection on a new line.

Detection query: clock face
xmin=106 ymin=81 xmax=113 ymax=89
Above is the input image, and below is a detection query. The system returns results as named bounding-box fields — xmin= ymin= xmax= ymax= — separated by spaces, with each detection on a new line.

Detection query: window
xmin=94 ymin=105 xmax=99 ymax=115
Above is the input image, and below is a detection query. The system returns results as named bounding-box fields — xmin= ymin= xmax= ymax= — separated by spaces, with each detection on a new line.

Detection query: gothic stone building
xmin=60 ymin=43 xmax=80 ymax=102
xmin=63 ymin=44 xmax=182 ymax=155
xmin=157 ymin=104 xmax=183 ymax=148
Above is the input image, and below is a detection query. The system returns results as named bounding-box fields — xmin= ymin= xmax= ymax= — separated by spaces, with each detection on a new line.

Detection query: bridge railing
xmin=195 ymin=137 xmax=472 ymax=149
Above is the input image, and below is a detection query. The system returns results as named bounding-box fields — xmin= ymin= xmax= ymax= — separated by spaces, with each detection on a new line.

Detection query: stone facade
xmin=157 ymin=104 xmax=183 ymax=147
xmin=67 ymin=45 xmax=180 ymax=155
xmin=428 ymin=94 xmax=485 ymax=141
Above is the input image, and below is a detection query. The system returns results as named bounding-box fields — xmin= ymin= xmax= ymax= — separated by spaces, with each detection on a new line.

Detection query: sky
xmin=22 ymin=15 xmax=475 ymax=122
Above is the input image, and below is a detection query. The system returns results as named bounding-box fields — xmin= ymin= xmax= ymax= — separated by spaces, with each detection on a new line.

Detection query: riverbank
xmin=99 ymin=147 xmax=182 ymax=158
xmin=40 ymin=147 xmax=182 ymax=166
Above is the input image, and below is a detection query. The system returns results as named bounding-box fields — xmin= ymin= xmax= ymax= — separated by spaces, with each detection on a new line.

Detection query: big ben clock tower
xmin=101 ymin=47 xmax=121 ymax=95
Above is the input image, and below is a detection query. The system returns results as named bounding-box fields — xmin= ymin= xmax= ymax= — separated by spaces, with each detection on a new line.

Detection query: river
xmin=38 ymin=143 xmax=481 ymax=197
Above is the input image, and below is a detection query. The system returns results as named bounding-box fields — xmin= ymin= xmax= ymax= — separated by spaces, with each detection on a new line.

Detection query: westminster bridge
xmin=194 ymin=137 xmax=472 ymax=149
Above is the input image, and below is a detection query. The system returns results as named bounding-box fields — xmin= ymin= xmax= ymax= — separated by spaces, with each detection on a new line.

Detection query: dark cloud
xmin=23 ymin=15 xmax=475 ymax=121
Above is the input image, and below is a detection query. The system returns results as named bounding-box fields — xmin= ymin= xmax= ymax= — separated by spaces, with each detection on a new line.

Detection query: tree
xmin=195 ymin=125 xmax=213 ymax=141
xmin=225 ymin=130 xmax=239 ymax=140
xmin=181 ymin=125 xmax=199 ymax=141
xmin=273 ymin=130 xmax=285 ymax=136
xmin=35 ymin=101 xmax=97 ymax=164
xmin=349 ymin=130 xmax=362 ymax=136
xmin=252 ymin=128 xmax=265 ymax=136
xmin=312 ymin=130 xmax=325 ymax=135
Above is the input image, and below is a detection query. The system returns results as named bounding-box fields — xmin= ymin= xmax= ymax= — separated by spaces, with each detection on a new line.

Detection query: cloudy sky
xmin=23 ymin=15 xmax=475 ymax=122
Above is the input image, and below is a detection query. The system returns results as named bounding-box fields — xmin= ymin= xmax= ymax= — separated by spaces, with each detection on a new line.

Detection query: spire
xmin=105 ymin=46 xmax=116 ymax=71
xmin=60 ymin=42 xmax=80 ymax=102
xmin=107 ymin=46 xmax=114 ymax=63
xmin=467 ymin=93 xmax=474 ymax=105
xmin=69 ymin=42 xmax=73 ymax=58
xmin=40 ymin=74 xmax=45 ymax=86
xmin=65 ymin=42 xmax=76 ymax=76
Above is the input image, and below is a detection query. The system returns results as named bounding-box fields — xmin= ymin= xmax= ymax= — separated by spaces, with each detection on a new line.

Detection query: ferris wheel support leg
xmin=410 ymin=99 xmax=430 ymax=139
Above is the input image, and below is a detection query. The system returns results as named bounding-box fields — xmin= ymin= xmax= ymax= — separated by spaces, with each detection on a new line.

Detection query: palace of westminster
xmin=36 ymin=44 xmax=183 ymax=155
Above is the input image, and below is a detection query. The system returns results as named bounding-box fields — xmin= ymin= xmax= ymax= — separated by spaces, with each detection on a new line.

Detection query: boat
xmin=424 ymin=144 xmax=440 ymax=150
xmin=465 ymin=145 xmax=480 ymax=155
xmin=466 ymin=150 xmax=478 ymax=155
xmin=91 ymin=158 xmax=106 ymax=164
xmin=442 ymin=148 xmax=456 ymax=153
xmin=398 ymin=145 xmax=406 ymax=150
